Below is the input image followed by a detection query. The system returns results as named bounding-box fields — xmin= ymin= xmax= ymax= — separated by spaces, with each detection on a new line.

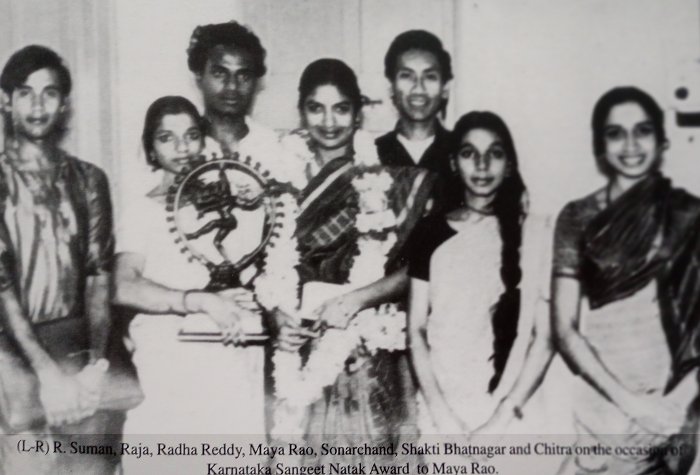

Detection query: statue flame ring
xmin=165 ymin=152 xmax=280 ymax=289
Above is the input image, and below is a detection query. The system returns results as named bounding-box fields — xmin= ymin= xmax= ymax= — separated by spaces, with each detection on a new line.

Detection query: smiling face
xmin=391 ymin=49 xmax=447 ymax=124
xmin=455 ymin=128 xmax=509 ymax=199
xmin=5 ymin=67 xmax=66 ymax=141
xmin=196 ymin=45 xmax=258 ymax=119
xmin=601 ymin=101 xmax=661 ymax=180
xmin=151 ymin=113 xmax=203 ymax=174
xmin=301 ymin=84 xmax=356 ymax=152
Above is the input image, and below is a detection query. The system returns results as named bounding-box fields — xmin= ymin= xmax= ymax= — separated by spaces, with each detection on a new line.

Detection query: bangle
xmin=182 ymin=289 xmax=195 ymax=313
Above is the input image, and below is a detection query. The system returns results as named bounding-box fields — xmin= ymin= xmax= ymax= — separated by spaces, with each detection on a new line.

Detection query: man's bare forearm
xmin=86 ymin=274 xmax=111 ymax=359
xmin=355 ymin=267 xmax=409 ymax=310
xmin=0 ymin=288 xmax=57 ymax=373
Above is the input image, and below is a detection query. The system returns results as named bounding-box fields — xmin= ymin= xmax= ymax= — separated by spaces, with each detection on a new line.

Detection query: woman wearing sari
xmin=407 ymin=111 xmax=527 ymax=440
xmin=480 ymin=87 xmax=700 ymax=474
xmin=274 ymin=58 xmax=434 ymax=464
xmin=114 ymin=96 xmax=264 ymax=443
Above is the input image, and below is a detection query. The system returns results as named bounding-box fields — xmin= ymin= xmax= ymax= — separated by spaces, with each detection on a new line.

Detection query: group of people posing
xmin=0 ymin=19 xmax=698 ymax=475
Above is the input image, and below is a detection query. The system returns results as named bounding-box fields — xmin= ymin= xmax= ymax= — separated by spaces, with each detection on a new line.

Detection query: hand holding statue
xmin=185 ymin=290 xmax=245 ymax=345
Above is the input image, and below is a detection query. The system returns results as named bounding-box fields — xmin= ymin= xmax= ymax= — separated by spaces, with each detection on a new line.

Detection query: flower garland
xmin=279 ymin=129 xmax=380 ymax=175
xmin=253 ymin=192 xmax=301 ymax=317
xmin=262 ymin=129 xmax=382 ymax=319
xmin=263 ymin=133 xmax=408 ymax=435
xmin=346 ymin=170 xmax=406 ymax=354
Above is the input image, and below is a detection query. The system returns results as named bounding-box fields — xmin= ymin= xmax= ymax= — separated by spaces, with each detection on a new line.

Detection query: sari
xmin=294 ymin=156 xmax=434 ymax=464
xmin=580 ymin=173 xmax=700 ymax=392
xmin=555 ymin=173 xmax=700 ymax=474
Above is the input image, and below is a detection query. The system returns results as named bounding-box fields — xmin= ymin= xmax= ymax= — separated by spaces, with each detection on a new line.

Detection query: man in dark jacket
xmin=376 ymin=30 xmax=461 ymax=210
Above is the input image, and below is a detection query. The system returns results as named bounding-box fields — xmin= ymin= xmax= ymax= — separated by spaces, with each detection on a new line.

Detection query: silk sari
xmin=573 ymin=173 xmax=700 ymax=474
xmin=295 ymin=157 xmax=434 ymax=464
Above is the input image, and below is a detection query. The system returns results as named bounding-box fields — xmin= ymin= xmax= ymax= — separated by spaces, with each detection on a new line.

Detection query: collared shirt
xmin=201 ymin=117 xmax=302 ymax=186
xmin=375 ymin=121 xmax=450 ymax=170
xmin=375 ymin=121 xmax=461 ymax=211
xmin=202 ymin=117 xmax=278 ymax=157
xmin=396 ymin=133 xmax=434 ymax=165
xmin=0 ymin=151 xmax=113 ymax=323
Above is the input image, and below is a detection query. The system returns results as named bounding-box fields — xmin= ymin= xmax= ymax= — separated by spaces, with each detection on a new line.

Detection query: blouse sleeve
xmin=406 ymin=220 xmax=431 ymax=281
xmin=406 ymin=216 xmax=455 ymax=281
xmin=552 ymin=201 xmax=584 ymax=279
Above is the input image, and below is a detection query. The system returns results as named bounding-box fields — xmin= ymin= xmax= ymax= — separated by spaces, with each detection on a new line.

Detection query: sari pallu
xmin=580 ymin=173 xmax=700 ymax=391
xmin=295 ymin=160 xmax=436 ymax=283
xmin=577 ymin=173 xmax=700 ymax=474
xmin=294 ymin=159 xmax=434 ymax=463
xmin=296 ymin=156 xmax=359 ymax=285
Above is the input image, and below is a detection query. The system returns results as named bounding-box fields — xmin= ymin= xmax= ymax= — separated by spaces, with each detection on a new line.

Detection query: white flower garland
xmin=263 ymin=133 xmax=408 ymax=435
xmin=254 ymin=192 xmax=301 ymax=317
xmin=353 ymin=129 xmax=383 ymax=168
xmin=279 ymin=129 xmax=380 ymax=175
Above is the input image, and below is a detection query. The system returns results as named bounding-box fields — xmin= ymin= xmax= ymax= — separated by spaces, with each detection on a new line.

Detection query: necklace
xmin=465 ymin=202 xmax=495 ymax=216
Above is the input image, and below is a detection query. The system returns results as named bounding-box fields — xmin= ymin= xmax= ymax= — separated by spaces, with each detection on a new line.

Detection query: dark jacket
xmin=375 ymin=122 xmax=461 ymax=211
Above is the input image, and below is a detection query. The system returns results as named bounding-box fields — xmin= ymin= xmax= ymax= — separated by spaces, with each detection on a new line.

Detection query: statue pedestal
xmin=205 ymin=263 xmax=242 ymax=291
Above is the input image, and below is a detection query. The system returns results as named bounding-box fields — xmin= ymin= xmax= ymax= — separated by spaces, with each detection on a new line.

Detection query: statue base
xmin=206 ymin=263 xmax=242 ymax=291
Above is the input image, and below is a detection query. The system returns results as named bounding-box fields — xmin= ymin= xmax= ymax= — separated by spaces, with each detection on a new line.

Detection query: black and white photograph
xmin=0 ymin=0 xmax=699 ymax=473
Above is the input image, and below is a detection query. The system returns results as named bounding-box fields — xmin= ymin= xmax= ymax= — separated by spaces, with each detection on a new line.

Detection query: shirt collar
xmin=393 ymin=119 xmax=448 ymax=141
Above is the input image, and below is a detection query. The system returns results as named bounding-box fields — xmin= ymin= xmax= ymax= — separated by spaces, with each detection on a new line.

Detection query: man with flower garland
xmin=376 ymin=30 xmax=461 ymax=211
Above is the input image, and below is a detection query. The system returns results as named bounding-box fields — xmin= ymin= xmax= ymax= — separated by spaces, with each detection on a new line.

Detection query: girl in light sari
xmin=407 ymin=111 xmax=527 ymax=437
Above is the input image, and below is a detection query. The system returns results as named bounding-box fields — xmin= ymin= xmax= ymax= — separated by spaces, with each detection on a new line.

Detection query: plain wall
xmin=112 ymin=0 xmax=700 ymax=217
xmin=0 ymin=0 xmax=697 ymax=216
xmin=0 ymin=0 xmax=116 ymax=177
xmin=453 ymin=0 xmax=700 ymax=214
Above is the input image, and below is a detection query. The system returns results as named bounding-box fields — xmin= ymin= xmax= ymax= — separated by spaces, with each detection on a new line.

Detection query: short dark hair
xmin=187 ymin=21 xmax=266 ymax=77
xmin=0 ymin=45 xmax=72 ymax=96
xmin=591 ymin=86 xmax=666 ymax=159
xmin=142 ymin=96 xmax=204 ymax=169
xmin=384 ymin=30 xmax=453 ymax=82
xmin=297 ymin=58 xmax=363 ymax=113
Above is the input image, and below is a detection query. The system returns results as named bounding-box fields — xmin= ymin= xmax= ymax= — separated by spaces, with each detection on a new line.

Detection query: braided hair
xmin=451 ymin=111 xmax=527 ymax=393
